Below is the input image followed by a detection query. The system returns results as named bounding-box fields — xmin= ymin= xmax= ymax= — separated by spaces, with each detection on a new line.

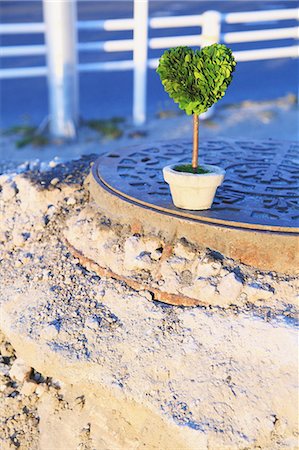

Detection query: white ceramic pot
xmin=163 ymin=164 xmax=225 ymax=210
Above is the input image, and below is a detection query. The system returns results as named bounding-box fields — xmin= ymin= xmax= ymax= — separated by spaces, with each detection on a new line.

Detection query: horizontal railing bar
xmin=1 ymin=24 xmax=298 ymax=58
xmin=225 ymin=8 xmax=299 ymax=24
xmin=233 ymin=44 xmax=299 ymax=61
xmin=149 ymin=14 xmax=203 ymax=28
xmin=223 ymin=26 xmax=299 ymax=43
xmin=1 ymin=45 xmax=298 ymax=78
xmin=0 ymin=19 xmax=134 ymax=35
xmin=1 ymin=8 xmax=297 ymax=36
xmin=0 ymin=45 xmax=46 ymax=57
xmin=78 ymin=60 xmax=134 ymax=71
xmin=77 ymin=18 xmax=134 ymax=31
xmin=149 ymin=34 xmax=202 ymax=48
xmin=0 ymin=23 xmax=45 ymax=34
xmin=148 ymin=45 xmax=299 ymax=67
xmin=78 ymin=39 xmax=133 ymax=52
xmin=0 ymin=66 xmax=47 ymax=79
xmin=0 ymin=61 xmax=134 ymax=78
xmin=0 ymin=41 xmax=134 ymax=58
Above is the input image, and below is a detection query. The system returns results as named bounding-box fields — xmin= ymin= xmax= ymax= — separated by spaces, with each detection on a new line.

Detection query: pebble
xmin=219 ymin=268 xmax=230 ymax=277
xmin=137 ymin=252 xmax=152 ymax=264
xmin=32 ymin=371 xmax=43 ymax=383
xmin=106 ymin=316 xmax=116 ymax=324
xmin=217 ymin=273 xmax=243 ymax=306
xmin=174 ymin=242 xmax=195 ymax=260
xmin=0 ymin=231 xmax=7 ymax=243
xmin=140 ymin=290 xmax=153 ymax=301
xmin=0 ymin=343 xmax=14 ymax=357
xmin=50 ymin=178 xmax=60 ymax=186
xmin=9 ymin=358 xmax=32 ymax=383
xmin=197 ymin=262 xmax=219 ymax=278
xmin=151 ymin=248 xmax=163 ymax=261
xmin=42 ymin=270 xmax=49 ymax=279
xmin=41 ymin=324 xmax=59 ymax=340
xmin=35 ymin=383 xmax=48 ymax=397
xmin=66 ymin=197 xmax=76 ymax=206
xmin=35 ymin=273 xmax=44 ymax=281
xmin=111 ymin=244 xmax=121 ymax=253
xmin=85 ymin=316 xmax=99 ymax=330
xmin=96 ymin=289 xmax=106 ymax=299
xmin=243 ymin=284 xmax=273 ymax=302
xmin=46 ymin=205 xmax=56 ymax=219
xmin=12 ymin=233 xmax=26 ymax=248
xmin=1 ymin=182 xmax=17 ymax=202
xmin=20 ymin=380 xmax=37 ymax=397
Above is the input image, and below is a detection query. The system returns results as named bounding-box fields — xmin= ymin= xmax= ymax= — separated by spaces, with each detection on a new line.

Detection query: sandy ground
xmin=0 ymin=95 xmax=298 ymax=175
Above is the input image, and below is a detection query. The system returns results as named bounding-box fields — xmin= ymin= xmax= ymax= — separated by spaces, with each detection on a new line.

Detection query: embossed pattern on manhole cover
xmin=96 ymin=139 xmax=299 ymax=232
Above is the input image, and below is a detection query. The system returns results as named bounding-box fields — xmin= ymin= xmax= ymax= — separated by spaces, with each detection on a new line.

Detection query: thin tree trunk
xmin=192 ymin=114 xmax=199 ymax=172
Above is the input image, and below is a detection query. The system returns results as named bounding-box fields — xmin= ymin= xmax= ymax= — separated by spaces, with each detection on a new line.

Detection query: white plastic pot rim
xmin=163 ymin=164 xmax=225 ymax=188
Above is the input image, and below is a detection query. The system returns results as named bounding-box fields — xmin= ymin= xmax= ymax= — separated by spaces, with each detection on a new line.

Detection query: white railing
xmin=0 ymin=2 xmax=298 ymax=134
xmin=1 ymin=25 xmax=299 ymax=56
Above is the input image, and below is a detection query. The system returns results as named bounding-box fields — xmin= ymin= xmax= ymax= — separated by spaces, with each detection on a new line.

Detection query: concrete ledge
xmin=64 ymin=202 xmax=297 ymax=310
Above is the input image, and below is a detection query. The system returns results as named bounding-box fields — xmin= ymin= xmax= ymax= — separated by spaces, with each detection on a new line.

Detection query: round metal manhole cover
xmin=94 ymin=139 xmax=299 ymax=232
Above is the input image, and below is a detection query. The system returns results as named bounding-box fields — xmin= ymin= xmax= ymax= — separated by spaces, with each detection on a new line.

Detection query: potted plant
xmin=157 ymin=44 xmax=236 ymax=210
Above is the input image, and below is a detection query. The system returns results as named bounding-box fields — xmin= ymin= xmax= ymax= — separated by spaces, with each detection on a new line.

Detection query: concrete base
xmin=88 ymin=167 xmax=298 ymax=276
xmin=90 ymin=139 xmax=299 ymax=275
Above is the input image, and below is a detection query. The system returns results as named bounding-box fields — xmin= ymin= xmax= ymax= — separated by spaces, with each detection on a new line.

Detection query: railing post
xmin=43 ymin=0 xmax=78 ymax=138
xmin=133 ymin=0 xmax=149 ymax=126
xmin=200 ymin=11 xmax=221 ymax=119
xmin=201 ymin=10 xmax=222 ymax=47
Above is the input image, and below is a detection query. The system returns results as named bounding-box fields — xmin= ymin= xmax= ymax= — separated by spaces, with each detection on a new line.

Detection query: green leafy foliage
xmin=156 ymin=44 xmax=236 ymax=115
xmin=174 ymin=164 xmax=210 ymax=174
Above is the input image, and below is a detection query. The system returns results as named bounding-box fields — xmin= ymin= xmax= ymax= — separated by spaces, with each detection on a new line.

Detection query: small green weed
xmin=2 ymin=124 xmax=49 ymax=148
xmin=85 ymin=117 xmax=125 ymax=139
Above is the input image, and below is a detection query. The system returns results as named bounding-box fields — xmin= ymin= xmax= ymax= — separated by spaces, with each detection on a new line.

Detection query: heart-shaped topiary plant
xmin=157 ymin=44 xmax=236 ymax=115
xmin=157 ymin=44 xmax=236 ymax=172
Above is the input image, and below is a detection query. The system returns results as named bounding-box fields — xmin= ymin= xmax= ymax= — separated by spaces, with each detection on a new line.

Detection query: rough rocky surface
xmin=0 ymin=156 xmax=298 ymax=449
xmin=65 ymin=188 xmax=298 ymax=309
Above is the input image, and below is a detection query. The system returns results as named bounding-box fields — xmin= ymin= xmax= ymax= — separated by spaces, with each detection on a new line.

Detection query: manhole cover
xmin=94 ymin=139 xmax=299 ymax=232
